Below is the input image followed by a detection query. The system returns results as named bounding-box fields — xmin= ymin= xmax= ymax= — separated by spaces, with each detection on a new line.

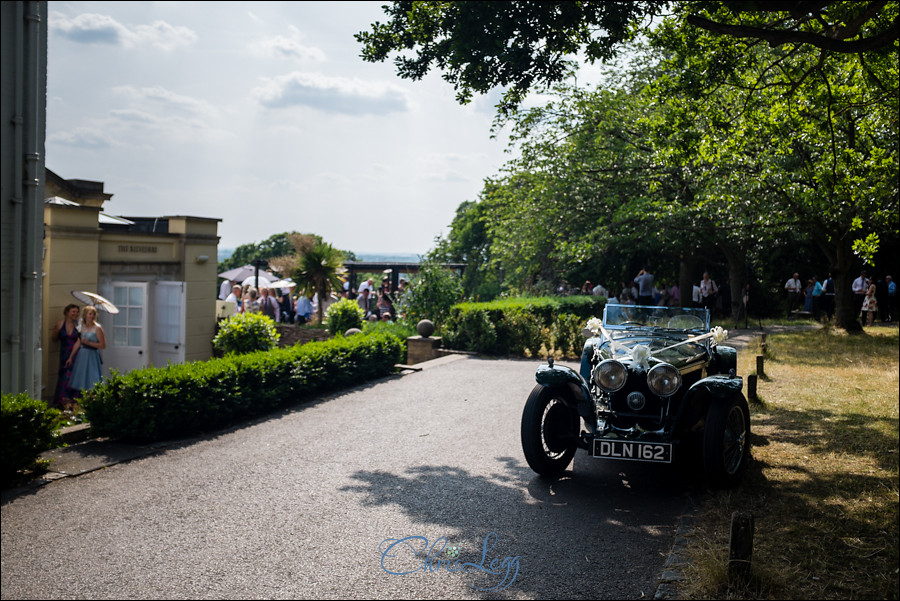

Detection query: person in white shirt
xmin=219 ymin=279 xmax=233 ymax=301
xmin=700 ymin=272 xmax=719 ymax=314
xmin=591 ymin=283 xmax=608 ymax=297
xmin=784 ymin=272 xmax=802 ymax=318
xmin=358 ymin=278 xmax=375 ymax=295
xmin=224 ymin=285 xmax=242 ymax=315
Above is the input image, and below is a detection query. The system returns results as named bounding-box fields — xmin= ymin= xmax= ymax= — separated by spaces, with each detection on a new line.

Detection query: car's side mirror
xmin=582 ymin=327 xmax=594 ymax=339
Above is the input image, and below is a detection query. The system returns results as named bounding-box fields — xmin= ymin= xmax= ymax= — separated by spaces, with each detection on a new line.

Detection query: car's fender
xmin=535 ymin=363 xmax=591 ymax=409
xmin=710 ymin=345 xmax=738 ymax=374
xmin=674 ymin=374 xmax=744 ymax=433
xmin=684 ymin=374 xmax=743 ymax=407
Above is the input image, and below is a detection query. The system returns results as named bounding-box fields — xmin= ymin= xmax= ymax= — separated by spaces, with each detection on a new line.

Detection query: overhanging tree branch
xmin=686 ymin=14 xmax=900 ymax=52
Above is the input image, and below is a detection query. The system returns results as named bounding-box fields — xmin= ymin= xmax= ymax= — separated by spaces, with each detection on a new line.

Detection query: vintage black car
xmin=521 ymin=304 xmax=750 ymax=486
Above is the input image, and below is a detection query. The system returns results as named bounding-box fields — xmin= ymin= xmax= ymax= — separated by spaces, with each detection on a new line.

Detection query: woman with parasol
xmin=68 ymin=305 xmax=107 ymax=396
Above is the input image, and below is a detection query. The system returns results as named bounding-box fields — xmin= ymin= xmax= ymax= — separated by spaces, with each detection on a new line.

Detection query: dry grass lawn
xmin=679 ymin=326 xmax=899 ymax=600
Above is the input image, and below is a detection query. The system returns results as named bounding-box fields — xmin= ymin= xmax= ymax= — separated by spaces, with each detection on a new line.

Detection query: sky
xmin=45 ymin=1 xmax=528 ymax=256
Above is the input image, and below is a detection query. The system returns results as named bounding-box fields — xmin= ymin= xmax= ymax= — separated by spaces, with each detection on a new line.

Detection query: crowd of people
xmin=573 ymin=267 xmax=729 ymax=317
xmin=218 ymin=274 xmax=407 ymax=325
xmin=571 ymin=265 xmax=897 ymax=327
xmin=782 ymin=269 xmax=895 ymax=325
xmin=849 ymin=270 xmax=895 ymax=326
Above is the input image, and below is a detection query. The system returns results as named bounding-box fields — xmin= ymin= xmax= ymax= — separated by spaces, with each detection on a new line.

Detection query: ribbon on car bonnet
xmin=586 ymin=318 xmax=728 ymax=370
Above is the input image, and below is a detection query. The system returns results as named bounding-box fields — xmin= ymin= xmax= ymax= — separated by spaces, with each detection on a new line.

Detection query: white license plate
xmin=593 ymin=439 xmax=672 ymax=463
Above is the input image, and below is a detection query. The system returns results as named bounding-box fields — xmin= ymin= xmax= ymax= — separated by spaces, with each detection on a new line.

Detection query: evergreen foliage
xmin=1 ymin=392 xmax=60 ymax=479
xmin=82 ymin=332 xmax=403 ymax=442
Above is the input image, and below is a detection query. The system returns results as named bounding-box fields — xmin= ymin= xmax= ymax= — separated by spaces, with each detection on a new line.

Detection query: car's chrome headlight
xmin=593 ymin=360 xmax=627 ymax=392
xmin=647 ymin=363 xmax=682 ymax=397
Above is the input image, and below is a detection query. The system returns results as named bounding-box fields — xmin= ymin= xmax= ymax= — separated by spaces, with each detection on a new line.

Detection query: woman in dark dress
xmin=53 ymin=304 xmax=81 ymax=408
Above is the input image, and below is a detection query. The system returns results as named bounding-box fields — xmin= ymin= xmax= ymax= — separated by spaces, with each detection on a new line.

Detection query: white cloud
xmin=49 ymin=11 xmax=197 ymax=51
xmin=252 ymin=72 xmax=409 ymax=115
xmin=46 ymin=1 xmax=512 ymax=255
xmin=250 ymin=26 xmax=327 ymax=62
xmin=48 ymin=127 xmax=116 ymax=150
xmin=113 ymin=85 xmax=217 ymax=116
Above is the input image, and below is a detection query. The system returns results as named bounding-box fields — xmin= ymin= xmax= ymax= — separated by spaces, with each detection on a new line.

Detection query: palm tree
xmin=291 ymin=240 xmax=345 ymax=324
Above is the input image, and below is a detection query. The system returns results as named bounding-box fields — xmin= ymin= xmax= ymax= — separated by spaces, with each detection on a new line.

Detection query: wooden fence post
xmin=747 ymin=374 xmax=757 ymax=401
xmin=728 ymin=512 xmax=754 ymax=583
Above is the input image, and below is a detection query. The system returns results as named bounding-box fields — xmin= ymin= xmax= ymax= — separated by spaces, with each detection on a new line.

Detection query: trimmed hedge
xmin=82 ymin=331 xmax=403 ymax=442
xmin=443 ymin=296 xmax=605 ymax=356
xmin=1 ymin=392 xmax=60 ymax=479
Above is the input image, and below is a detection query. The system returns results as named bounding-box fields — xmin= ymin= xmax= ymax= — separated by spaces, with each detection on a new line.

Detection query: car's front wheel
xmin=702 ymin=393 xmax=751 ymax=487
xmin=521 ymin=384 xmax=580 ymax=477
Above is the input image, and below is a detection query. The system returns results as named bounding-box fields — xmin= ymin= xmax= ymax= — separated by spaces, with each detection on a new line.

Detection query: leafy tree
xmin=357 ymin=1 xmax=898 ymax=115
xmin=218 ymin=232 xmax=297 ymax=273
xmin=219 ymin=231 xmax=357 ymax=275
xmin=432 ymin=200 xmax=502 ymax=299
xmin=653 ymin=17 xmax=899 ymax=330
xmin=400 ymin=256 xmax=464 ymax=328
xmin=357 ymin=1 xmax=660 ymax=114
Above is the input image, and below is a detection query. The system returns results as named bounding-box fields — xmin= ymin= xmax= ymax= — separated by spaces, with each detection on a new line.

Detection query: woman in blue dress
xmin=68 ymin=305 xmax=106 ymax=396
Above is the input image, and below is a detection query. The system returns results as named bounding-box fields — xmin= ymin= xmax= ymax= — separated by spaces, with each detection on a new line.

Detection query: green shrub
xmin=212 ymin=312 xmax=280 ymax=355
xmin=82 ymin=332 xmax=403 ymax=442
xmin=507 ymin=310 xmax=546 ymax=357
xmin=1 ymin=392 xmax=60 ymax=479
xmin=401 ymin=258 xmax=464 ymax=328
xmin=444 ymin=296 xmax=604 ymax=356
xmin=362 ymin=320 xmax=416 ymax=363
xmin=325 ymin=297 xmax=365 ymax=335
xmin=551 ymin=313 xmax=586 ymax=358
xmin=443 ymin=309 xmax=498 ymax=353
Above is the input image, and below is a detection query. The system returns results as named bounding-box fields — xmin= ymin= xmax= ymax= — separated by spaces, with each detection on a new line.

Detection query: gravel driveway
xmin=2 ymin=355 xmax=703 ymax=600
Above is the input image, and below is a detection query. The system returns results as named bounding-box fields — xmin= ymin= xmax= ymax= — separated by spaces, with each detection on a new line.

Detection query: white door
xmin=150 ymin=281 xmax=185 ymax=367
xmin=106 ymin=282 xmax=149 ymax=376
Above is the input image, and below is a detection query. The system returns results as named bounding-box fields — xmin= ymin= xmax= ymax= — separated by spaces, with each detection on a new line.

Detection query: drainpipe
xmin=22 ymin=0 xmax=45 ymax=395
xmin=6 ymin=1 xmax=26 ymax=392
xmin=5 ymin=2 xmax=45 ymax=396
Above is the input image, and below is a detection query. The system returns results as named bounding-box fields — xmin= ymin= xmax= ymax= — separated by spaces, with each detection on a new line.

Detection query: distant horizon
xmin=218 ymin=248 xmax=424 ymax=263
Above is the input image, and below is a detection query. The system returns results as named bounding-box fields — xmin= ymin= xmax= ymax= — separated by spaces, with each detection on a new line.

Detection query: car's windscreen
xmin=603 ymin=304 xmax=709 ymax=333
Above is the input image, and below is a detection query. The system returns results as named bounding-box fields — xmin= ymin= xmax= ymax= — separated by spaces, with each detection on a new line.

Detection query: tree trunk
xmin=316 ymin=282 xmax=326 ymax=325
xmin=832 ymin=238 xmax=863 ymax=333
xmin=719 ymin=243 xmax=747 ymax=321
xmin=678 ymin=254 xmax=695 ymax=308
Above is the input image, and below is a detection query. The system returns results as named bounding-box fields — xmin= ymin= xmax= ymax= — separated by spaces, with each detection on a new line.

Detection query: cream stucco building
xmin=42 ymin=169 xmax=220 ymax=403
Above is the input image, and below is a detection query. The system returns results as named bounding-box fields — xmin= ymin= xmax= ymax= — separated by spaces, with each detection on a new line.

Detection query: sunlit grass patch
xmin=680 ymin=327 xmax=898 ymax=600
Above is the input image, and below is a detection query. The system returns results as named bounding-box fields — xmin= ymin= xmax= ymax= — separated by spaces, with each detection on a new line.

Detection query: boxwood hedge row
xmin=442 ymin=296 xmax=606 ymax=356
xmin=82 ymin=331 xmax=402 ymax=442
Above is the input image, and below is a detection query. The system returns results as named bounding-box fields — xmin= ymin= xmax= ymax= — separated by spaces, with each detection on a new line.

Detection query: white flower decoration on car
xmin=631 ymin=344 xmax=652 ymax=370
xmin=711 ymin=326 xmax=728 ymax=344
xmin=586 ymin=317 xmax=603 ymax=336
